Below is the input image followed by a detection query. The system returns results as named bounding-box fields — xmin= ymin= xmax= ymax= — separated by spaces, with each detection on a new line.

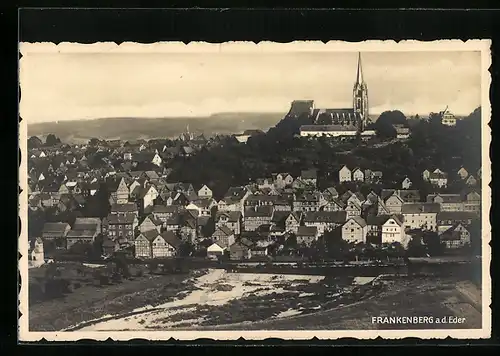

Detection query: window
xmin=351 ymin=228 xmax=354 ymax=232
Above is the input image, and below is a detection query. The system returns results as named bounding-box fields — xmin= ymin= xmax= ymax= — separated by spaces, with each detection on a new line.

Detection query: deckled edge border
xmin=17 ymin=39 xmax=493 ymax=342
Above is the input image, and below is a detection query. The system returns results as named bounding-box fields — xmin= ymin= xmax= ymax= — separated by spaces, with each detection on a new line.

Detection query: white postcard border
xmin=18 ymin=39 xmax=492 ymax=341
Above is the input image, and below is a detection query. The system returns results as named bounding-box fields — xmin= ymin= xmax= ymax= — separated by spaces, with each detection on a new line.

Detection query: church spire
xmin=356 ymin=52 xmax=364 ymax=85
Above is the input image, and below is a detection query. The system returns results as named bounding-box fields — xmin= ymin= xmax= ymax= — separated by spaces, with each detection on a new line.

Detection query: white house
xmin=207 ymin=242 xmax=226 ymax=259
xmin=339 ymin=165 xmax=352 ymax=183
xmin=401 ymin=177 xmax=412 ymax=190
xmin=352 ymin=168 xmax=365 ymax=182
xmin=401 ymin=203 xmax=440 ymax=231
xmin=381 ymin=216 xmax=405 ymax=243
xmin=341 ymin=216 xmax=368 ymax=243
xmin=457 ymin=167 xmax=469 ymax=180
xmin=197 ymin=184 xmax=213 ymax=198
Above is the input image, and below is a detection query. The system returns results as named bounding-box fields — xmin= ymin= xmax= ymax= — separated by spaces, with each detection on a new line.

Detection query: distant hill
xmin=27 ymin=112 xmax=286 ymax=144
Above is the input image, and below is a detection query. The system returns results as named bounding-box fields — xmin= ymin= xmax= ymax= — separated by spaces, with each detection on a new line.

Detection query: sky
xmin=19 ymin=42 xmax=484 ymax=124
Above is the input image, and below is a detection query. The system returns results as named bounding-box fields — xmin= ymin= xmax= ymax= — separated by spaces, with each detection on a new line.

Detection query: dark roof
xmin=300 ymin=124 xmax=358 ymax=132
xmin=304 ymin=211 xmax=347 ymax=224
xmin=161 ymin=231 xmax=182 ymax=249
xmin=151 ymin=205 xmax=179 ymax=213
xmin=105 ymin=213 xmax=137 ymax=224
xmin=42 ymin=222 xmax=70 ymax=234
xmin=345 ymin=216 xmax=368 ymax=228
xmin=402 ymin=203 xmax=441 ymax=214
xmin=437 ymin=211 xmax=479 ymax=221
xmin=111 ymin=203 xmax=138 ymax=213
xmin=301 ymin=169 xmax=317 ymax=180
xmin=244 ymin=206 xmax=274 ymax=218
xmin=66 ymin=228 xmax=97 ymax=238
xmin=297 ymin=226 xmax=318 ymax=236
xmin=216 ymin=211 xmax=242 ymax=222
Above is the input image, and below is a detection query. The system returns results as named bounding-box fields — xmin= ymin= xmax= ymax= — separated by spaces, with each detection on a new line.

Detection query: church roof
xmin=300 ymin=124 xmax=358 ymax=132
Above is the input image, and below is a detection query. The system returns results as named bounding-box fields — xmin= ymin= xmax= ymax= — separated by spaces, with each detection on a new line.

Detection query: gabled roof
xmin=151 ymin=205 xmax=179 ymax=214
xmin=344 ymin=216 xmax=367 ymax=228
xmin=427 ymin=193 xmax=462 ymax=203
xmin=161 ymin=231 xmax=182 ymax=249
xmin=213 ymin=225 xmax=234 ymax=237
xmin=216 ymin=211 xmax=242 ymax=222
xmin=301 ymin=169 xmax=317 ymax=180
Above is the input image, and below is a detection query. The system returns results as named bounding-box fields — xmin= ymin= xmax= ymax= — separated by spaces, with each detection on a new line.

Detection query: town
xmin=26 ymin=107 xmax=482 ymax=267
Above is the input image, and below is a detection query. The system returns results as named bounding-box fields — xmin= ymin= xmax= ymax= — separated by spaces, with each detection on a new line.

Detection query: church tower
xmin=353 ymin=53 xmax=369 ymax=131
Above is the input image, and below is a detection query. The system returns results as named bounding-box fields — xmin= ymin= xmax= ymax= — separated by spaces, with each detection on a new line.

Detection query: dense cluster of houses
xmin=27 ymin=138 xmax=482 ymax=264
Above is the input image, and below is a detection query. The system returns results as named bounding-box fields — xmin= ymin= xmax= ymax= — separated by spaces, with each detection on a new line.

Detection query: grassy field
xmin=28 ymin=264 xmax=206 ymax=331
xmin=196 ymin=276 xmax=482 ymax=330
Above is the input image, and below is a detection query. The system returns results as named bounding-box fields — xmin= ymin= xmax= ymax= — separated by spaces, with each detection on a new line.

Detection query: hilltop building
xmin=294 ymin=53 xmax=375 ymax=139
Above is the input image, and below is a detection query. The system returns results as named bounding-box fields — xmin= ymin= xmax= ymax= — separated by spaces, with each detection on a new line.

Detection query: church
xmin=288 ymin=53 xmax=376 ymax=139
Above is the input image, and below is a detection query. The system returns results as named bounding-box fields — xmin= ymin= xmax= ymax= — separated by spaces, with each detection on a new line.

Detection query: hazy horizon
xmin=20 ymin=43 xmax=482 ymax=124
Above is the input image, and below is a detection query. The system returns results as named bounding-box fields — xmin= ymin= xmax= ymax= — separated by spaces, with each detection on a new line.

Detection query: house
xmin=151 ymin=205 xmax=180 ymax=223
xmin=28 ymin=237 xmax=45 ymax=267
xmin=66 ymin=224 xmax=99 ymax=250
xmin=296 ymin=226 xmax=319 ymax=246
xmin=165 ymin=214 xmax=182 ymax=232
xmin=250 ymin=246 xmax=269 ymax=257
xmin=457 ymin=167 xmax=469 ymax=180
xmin=439 ymin=223 xmax=471 ymax=249
xmin=437 ymin=211 xmax=478 ymax=227
xmin=321 ymin=198 xmax=346 ymax=212
xmin=293 ymin=192 xmax=325 ymax=212
xmin=211 ymin=226 xmax=236 ymax=249
xmin=428 ymin=171 xmax=448 ymax=188
xmin=401 ymin=203 xmax=440 ymax=231
xmin=441 ymin=109 xmax=457 ymax=126
xmin=110 ymin=202 xmax=139 ymax=217
xmin=393 ymin=124 xmax=410 ymax=139
xmin=352 ymin=168 xmax=364 ymax=182
xmin=466 ymin=175 xmax=477 ymax=186
xmin=138 ymin=184 xmax=159 ymax=212
xmin=397 ymin=189 xmax=420 ymax=203
xmin=378 ymin=191 xmax=404 ymax=215
xmin=427 ymin=194 xmax=464 ymax=212
xmin=103 ymin=212 xmax=139 ymax=240
xmin=244 ymin=206 xmax=274 ymax=232
xmin=229 ymin=241 xmax=252 ymax=260
xmin=41 ymin=222 xmax=71 ymax=244
xmin=401 ymin=177 xmax=412 ymax=190
xmin=284 ymin=211 xmax=302 ymax=233
xmin=345 ymin=200 xmax=362 ymax=218
xmin=256 ymin=178 xmax=274 ymax=189
xmin=463 ymin=191 xmax=481 ymax=213
xmin=323 ymin=187 xmax=339 ymax=200
xmin=339 ymin=165 xmax=352 ymax=183
xmin=341 ymin=216 xmax=368 ymax=243
xmin=273 ymin=173 xmax=294 ymax=189
xmin=303 ymin=211 xmax=347 ymax=235
xmin=110 ymin=177 xmax=130 ymax=204
xmin=207 ymin=242 xmax=226 ymax=259
xmin=215 ymin=211 xmax=242 ymax=235
xmin=381 ymin=215 xmax=405 ymax=244
xmin=197 ymin=184 xmax=213 ymax=199
xmin=301 ymin=169 xmax=318 ymax=187
xmin=138 ymin=215 xmax=163 ymax=234
xmin=218 ymin=186 xmax=251 ymax=213
xmin=135 ymin=230 xmax=181 ymax=259
xmin=422 ymin=169 xmax=431 ymax=182
xmin=372 ymin=171 xmax=383 ymax=182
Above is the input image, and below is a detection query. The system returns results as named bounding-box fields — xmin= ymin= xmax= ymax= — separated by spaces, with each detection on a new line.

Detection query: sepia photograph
xmin=18 ymin=40 xmax=491 ymax=341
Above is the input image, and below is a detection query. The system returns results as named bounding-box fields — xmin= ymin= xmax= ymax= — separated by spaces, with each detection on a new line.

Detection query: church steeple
xmin=355 ymin=52 xmax=364 ymax=85
xmin=353 ymin=52 xmax=369 ymax=131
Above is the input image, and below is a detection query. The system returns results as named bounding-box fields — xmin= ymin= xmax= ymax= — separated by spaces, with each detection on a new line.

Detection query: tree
xmin=422 ymin=231 xmax=445 ymax=256
xmin=89 ymin=138 xmax=101 ymax=147
xmin=45 ymin=134 xmax=61 ymax=146
xmin=373 ymin=110 xmax=407 ymax=140
xmin=28 ymin=136 xmax=43 ymax=149
xmin=407 ymin=233 xmax=427 ymax=257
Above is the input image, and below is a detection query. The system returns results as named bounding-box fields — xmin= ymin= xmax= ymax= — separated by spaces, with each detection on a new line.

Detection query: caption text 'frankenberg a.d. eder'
xmin=372 ymin=316 xmax=467 ymax=325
